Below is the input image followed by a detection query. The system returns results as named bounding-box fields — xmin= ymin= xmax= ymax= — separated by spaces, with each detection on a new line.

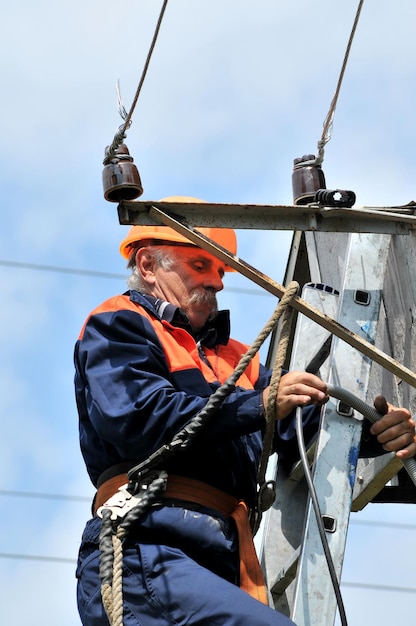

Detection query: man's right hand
xmin=263 ymin=372 xmax=329 ymax=420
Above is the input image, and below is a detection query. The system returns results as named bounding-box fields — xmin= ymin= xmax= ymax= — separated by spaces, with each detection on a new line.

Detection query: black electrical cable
xmin=295 ymin=406 xmax=349 ymax=626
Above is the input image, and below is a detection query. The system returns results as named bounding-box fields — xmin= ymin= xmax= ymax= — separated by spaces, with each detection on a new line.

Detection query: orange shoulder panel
xmin=78 ymin=295 xmax=137 ymax=340
xmin=78 ymin=296 xmax=259 ymax=388
xmin=204 ymin=340 xmax=259 ymax=389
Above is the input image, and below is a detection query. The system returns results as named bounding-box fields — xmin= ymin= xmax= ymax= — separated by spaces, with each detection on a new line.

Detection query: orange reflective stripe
xmin=204 ymin=341 xmax=260 ymax=388
xmin=78 ymin=295 xmax=136 ymax=340
xmin=79 ymin=296 xmax=260 ymax=388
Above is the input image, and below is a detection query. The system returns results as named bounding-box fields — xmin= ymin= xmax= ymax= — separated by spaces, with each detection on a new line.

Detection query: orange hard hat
xmin=119 ymin=196 xmax=237 ymax=271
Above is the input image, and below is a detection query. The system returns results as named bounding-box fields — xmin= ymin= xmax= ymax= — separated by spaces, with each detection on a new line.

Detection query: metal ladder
xmin=120 ymin=199 xmax=416 ymax=624
xmin=260 ymin=231 xmax=401 ymax=625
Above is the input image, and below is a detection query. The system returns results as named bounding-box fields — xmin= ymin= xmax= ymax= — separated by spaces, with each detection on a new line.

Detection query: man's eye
xmin=192 ymin=262 xmax=205 ymax=271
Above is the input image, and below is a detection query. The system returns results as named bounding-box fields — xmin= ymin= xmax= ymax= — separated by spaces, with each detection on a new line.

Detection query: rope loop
xmin=252 ymin=280 xmax=299 ymax=534
xmin=99 ymin=471 xmax=168 ymax=626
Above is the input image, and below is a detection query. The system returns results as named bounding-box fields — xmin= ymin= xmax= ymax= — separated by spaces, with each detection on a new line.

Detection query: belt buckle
xmin=97 ymin=483 xmax=142 ymax=521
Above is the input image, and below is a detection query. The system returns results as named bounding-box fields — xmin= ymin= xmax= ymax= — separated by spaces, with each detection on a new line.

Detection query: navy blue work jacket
xmin=74 ymin=290 xmax=321 ymax=507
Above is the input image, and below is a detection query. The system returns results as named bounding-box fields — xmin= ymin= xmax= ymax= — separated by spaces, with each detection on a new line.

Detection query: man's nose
xmin=205 ymin=269 xmax=224 ymax=292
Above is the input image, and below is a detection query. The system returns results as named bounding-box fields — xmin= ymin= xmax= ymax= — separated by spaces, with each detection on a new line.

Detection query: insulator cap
xmin=102 ymin=143 xmax=143 ymax=202
xmin=292 ymin=154 xmax=326 ymax=205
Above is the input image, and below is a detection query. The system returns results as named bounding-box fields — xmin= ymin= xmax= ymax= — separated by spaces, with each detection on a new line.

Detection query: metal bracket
xmin=97 ymin=483 xmax=144 ymax=521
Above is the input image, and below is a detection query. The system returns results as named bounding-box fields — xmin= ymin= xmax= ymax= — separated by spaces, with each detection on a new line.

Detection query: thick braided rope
xmin=99 ymin=472 xmax=168 ymax=625
xmin=257 ymin=282 xmax=299 ymax=492
xmin=128 ymin=281 xmax=301 ymax=478
xmin=111 ymin=528 xmax=126 ymax=626
xmin=99 ymin=528 xmax=126 ymax=626
xmin=99 ymin=509 xmax=115 ymax=621
xmin=251 ymin=282 xmax=299 ymax=534
xmin=101 ymin=582 xmax=113 ymax=624
xmin=99 ymin=282 xmax=300 ymax=622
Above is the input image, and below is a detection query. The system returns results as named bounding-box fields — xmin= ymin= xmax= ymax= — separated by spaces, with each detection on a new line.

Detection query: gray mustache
xmin=188 ymin=289 xmax=218 ymax=307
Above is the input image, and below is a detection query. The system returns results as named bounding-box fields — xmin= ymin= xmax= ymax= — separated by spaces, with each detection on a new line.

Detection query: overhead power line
xmin=0 ymin=259 xmax=271 ymax=296
xmin=349 ymin=519 xmax=416 ymax=531
xmin=1 ymin=550 xmax=415 ymax=598
xmin=1 ymin=488 xmax=416 ymax=531
xmin=105 ymin=0 xmax=169 ymax=161
xmin=0 ymin=489 xmax=90 ymax=503
xmin=342 ymin=581 xmax=416 ymax=595
xmin=0 ymin=552 xmax=76 ymax=564
xmin=0 ymin=259 xmax=128 ymax=280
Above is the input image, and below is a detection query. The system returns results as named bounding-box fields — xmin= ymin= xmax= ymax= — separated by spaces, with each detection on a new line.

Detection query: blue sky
xmin=1 ymin=1 xmax=415 ymax=624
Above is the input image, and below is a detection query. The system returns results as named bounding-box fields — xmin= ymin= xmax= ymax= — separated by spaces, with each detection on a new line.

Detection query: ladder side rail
xmin=290 ymin=233 xmax=392 ymax=626
xmin=261 ymin=279 xmax=341 ymax=614
xmin=352 ymin=230 xmax=416 ymax=507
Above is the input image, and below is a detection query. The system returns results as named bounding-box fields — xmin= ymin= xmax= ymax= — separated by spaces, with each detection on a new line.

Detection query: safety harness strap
xmin=94 ymin=473 xmax=268 ymax=605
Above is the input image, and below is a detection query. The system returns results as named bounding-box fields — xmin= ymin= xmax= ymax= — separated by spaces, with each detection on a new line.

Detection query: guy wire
xmin=104 ymin=0 xmax=169 ymax=163
xmin=316 ymin=0 xmax=365 ymax=165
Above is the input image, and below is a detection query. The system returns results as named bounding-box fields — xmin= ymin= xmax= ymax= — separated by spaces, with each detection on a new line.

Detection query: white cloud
xmin=1 ymin=1 xmax=416 ymax=624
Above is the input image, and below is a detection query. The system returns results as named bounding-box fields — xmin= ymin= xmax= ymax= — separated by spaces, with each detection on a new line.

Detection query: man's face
xmin=141 ymin=246 xmax=226 ymax=332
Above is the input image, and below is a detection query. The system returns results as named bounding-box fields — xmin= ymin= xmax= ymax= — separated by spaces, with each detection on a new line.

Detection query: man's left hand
xmin=371 ymin=395 xmax=416 ymax=459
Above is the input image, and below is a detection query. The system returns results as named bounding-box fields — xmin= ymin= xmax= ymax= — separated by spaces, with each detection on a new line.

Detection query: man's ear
xmin=135 ymin=248 xmax=156 ymax=286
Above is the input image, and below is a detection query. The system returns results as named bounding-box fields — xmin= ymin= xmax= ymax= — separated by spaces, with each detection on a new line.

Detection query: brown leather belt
xmin=94 ymin=473 xmax=268 ymax=605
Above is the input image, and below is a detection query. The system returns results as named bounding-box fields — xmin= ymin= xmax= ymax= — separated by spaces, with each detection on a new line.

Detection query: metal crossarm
xmin=118 ymin=199 xmax=416 ymax=235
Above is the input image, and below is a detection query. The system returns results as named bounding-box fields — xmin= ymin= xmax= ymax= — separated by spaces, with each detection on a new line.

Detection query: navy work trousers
xmin=76 ymin=507 xmax=296 ymax=626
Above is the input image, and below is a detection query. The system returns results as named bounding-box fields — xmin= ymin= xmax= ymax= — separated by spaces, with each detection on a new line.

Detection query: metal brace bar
xmin=145 ymin=204 xmax=416 ymax=389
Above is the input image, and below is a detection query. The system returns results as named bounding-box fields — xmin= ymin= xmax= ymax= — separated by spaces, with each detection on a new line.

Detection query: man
xmin=74 ymin=200 xmax=416 ymax=626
